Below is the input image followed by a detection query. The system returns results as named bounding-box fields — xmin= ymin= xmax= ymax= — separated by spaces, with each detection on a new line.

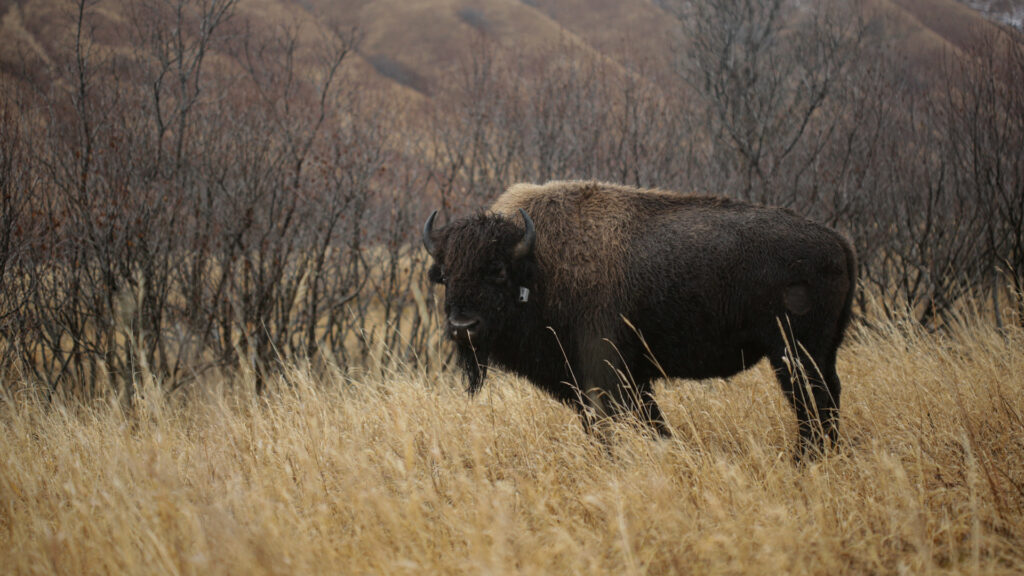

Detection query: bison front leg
xmin=635 ymin=390 xmax=672 ymax=438
xmin=563 ymin=393 xmax=600 ymax=436
xmin=584 ymin=366 xmax=673 ymax=439
xmin=567 ymin=335 xmax=673 ymax=439
xmin=611 ymin=377 xmax=672 ymax=438
xmin=559 ymin=371 xmax=618 ymax=439
xmin=565 ymin=381 xmax=672 ymax=440
xmin=554 ymin=386 xmax=611 ymax=445
xmin=581 ymin=386 xmax=614 ymax=435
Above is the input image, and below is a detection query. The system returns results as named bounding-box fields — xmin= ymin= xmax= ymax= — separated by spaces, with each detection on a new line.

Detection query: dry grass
xmin=2 ymin=318 xmax=1023 ymax=575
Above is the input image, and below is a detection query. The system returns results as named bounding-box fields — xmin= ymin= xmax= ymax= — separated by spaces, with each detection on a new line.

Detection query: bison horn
xmin=512 ymin=208 xmax=535 ymax=260
xmin=422 ymin=209 xmax=438 ymax=255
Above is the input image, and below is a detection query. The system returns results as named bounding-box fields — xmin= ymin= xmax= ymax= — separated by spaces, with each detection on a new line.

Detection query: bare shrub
xmin=1 ymin=0 xmax=1022 ymax=400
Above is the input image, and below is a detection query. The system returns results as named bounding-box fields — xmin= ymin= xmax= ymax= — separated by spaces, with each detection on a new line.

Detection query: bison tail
xmin=833 ymin=234 xmax=858 ymax=352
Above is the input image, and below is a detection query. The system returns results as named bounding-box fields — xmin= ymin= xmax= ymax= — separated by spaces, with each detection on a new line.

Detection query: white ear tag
xmin=518 ymin=286 xmax=530 ymax=303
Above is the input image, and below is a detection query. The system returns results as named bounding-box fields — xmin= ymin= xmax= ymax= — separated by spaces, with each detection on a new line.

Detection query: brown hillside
xmin=893 ymin=0 xmax=1001 ymax=52
xmin=0 ymin=0 xmax=1008 ymax=102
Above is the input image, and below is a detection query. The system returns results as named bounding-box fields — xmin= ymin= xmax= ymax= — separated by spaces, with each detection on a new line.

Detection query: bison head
xmin=423 ymin=209 xmax=536 ymax=394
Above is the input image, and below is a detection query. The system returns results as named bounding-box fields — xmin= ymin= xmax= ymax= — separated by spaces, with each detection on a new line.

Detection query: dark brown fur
xmin=427 ymin=180 xmax=856 ymax=457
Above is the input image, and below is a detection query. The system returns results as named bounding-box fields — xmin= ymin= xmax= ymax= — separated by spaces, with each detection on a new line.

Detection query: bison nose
xmin=448 ymin=315 xmax=481 ymax=341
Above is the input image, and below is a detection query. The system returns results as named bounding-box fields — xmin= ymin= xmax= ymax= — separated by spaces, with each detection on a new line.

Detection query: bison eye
xmin=428 ymin=264 xmax=446 ymax=284
xmin=487 ymin=265 xmax=508 ymax=285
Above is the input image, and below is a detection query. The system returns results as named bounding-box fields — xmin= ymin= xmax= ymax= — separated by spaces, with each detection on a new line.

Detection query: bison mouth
xmin=453 ymin=339 xmax=489 ymax=395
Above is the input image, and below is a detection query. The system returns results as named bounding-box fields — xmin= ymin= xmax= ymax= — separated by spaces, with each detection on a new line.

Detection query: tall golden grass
xmin=1 ymin=317 xmax=1022 ymax=575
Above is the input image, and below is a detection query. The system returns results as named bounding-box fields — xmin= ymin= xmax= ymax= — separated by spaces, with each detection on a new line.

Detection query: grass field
xmin=1 ymin=318 xmax=1023 ymax=575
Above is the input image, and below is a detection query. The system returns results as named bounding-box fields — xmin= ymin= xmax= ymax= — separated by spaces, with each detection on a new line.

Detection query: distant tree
xmin=670 ymin=0 xmax=864 ymax=207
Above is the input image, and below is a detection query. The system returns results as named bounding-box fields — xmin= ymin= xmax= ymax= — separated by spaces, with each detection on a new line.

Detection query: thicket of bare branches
xmin=0 ymin=0 xmax=439 ymax=400
xmin=0 ymin=0 xmax=1021 ymax=400
xmin=670 ymin=0 xmax=1023 ymax=326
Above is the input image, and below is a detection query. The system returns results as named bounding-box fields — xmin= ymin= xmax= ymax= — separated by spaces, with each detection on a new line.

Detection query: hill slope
xmin=0 ymin=0 xmax=1007 ymax=97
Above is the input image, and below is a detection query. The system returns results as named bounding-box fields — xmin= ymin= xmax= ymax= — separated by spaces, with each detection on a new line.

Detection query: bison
xmin=423 ymin=180 xmax=856 ymax=456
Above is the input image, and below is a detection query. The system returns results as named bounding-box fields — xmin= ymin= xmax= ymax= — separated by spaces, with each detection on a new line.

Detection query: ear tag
xmin=518 ymin=286 xmax=530 ymax=303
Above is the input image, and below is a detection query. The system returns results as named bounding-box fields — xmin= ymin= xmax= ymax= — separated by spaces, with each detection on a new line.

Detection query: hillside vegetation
xmin=2 ymin=318 xmax=1022 ymax=574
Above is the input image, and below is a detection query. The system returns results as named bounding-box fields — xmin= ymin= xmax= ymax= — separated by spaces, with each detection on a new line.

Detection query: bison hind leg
xmin=768 ymin=347 xmax=841 ymax=460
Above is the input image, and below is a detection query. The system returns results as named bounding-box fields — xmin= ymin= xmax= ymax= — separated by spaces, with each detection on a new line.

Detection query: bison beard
xmin=455 ymin=339 xmax=488 ymax=395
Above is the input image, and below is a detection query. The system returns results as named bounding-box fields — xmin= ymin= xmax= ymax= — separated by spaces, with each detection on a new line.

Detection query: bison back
xmin=491 ymin=180 xmax=854 ymax=372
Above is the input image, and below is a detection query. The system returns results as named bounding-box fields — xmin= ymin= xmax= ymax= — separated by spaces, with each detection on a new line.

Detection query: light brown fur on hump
xmin=490 ymin=180 xmax=665 ymax=332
